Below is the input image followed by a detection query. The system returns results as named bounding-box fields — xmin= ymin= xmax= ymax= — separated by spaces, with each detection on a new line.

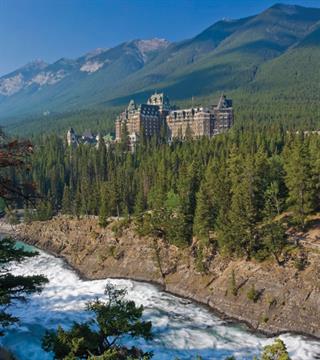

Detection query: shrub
xmin=229 ymin=270 xmax=238 ymax=297
xmin=261 ymin=338 xmax=291 ymax=360
xmin=111 ymin=217 xmax=130 ymax=237
xmin=247 ymin=284 xmax=260 ymax=303
xmin=194 ymin=244 xmax=207 ymax=273
xmin=42 ymin=284 xmax=153 ymax=359
xmin=268 ymin=297 xmax=277 ymax=309
xmin=293 ymin=252 xmax=308 ymax=271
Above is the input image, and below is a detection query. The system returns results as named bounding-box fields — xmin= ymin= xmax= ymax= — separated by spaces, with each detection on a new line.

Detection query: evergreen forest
xmin=16 ymin=115 xmax=320 ymax=263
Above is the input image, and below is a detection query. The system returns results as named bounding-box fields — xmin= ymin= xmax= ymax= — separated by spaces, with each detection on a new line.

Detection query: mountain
xmin=0 ymin=38 xmax=170 ymax=121
xmin=124 ymin=3 xmax=320 ymax=101
xmin=0 ymin=60 xmax=48 ymax=96
xmin=1 ymin=3 xmax=320 ymax=123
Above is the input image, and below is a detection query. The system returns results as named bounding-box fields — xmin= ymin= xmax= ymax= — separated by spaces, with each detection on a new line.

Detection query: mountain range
xmin=1 ymin=3 xmax=320 ymax=123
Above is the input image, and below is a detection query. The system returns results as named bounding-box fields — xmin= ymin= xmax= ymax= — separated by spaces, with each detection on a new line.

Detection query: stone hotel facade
xmin=115 ymin=92 xmax=233 ymax=146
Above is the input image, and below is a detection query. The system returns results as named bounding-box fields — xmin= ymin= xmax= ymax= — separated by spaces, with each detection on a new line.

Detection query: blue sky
xmin=0 ymin=0 xmax=320 ymax=76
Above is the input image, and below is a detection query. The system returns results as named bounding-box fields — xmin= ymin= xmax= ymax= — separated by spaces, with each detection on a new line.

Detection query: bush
xmin=111 ymin=217 xmax=130 ymax=237
xmin=35 ymin=200 xmax=54 ymax=221
xmin=42 ymin=284 xmax=153 ymax=359
xmin=261 ymin=338 xmax=291 ymax=360
xmin=247 ymin=284 xmax=260 ymax=303
xmin=268 ymin=297 xmax=277 ymax=309
xmin=229 ymin=270 xmax=238 ymax=297
xmin=6 ymin=209 xmax=19 ymax=225
xmin=134 ymin=210 xmax=191 ymax=248
xmin=194 ymin=244 xmax=207 ymax=273
xmin=134 ymin=213 xmax=159 ymax=237
xmin=293 ymin=252 xmax=308 ymax=271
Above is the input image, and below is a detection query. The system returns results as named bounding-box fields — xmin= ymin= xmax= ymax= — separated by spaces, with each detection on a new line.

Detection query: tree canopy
xmin=42 ymin=284 xmax=152 ymax=360
xmin=22 ymin=123 xmax=320 ymax=260
xmin=0 ymin=130 xmax=48 ymax=335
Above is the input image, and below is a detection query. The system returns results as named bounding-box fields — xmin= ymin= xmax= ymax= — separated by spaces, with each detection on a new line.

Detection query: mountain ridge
xmin=1 ymin=3 xmax=320 ymax=122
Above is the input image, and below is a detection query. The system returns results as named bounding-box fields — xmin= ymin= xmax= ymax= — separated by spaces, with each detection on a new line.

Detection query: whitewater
xmin=1 ymin=244 xmax=320 ymax=360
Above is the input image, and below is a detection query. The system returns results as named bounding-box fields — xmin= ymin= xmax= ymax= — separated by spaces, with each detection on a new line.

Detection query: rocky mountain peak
xmin=84 ymin=48 xmax=108 ymax=60
xmin=136 ymin=38 xmax=170 ymax=54
xmin=21 ymin=59 xmax=48 ymax=71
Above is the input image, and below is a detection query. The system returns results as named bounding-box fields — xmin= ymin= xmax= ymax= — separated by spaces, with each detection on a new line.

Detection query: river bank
xmin=3 ymin=215 xmax=320 ymax=340
xmin=4 ymin=244 xmax=320 ymax=360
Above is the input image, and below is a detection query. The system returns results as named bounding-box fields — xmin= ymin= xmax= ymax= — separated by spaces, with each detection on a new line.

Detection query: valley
xmin=1 ymin=2 xmax=320 ymax=359
xmin=1 ymin=4 xmax=320 ymax=125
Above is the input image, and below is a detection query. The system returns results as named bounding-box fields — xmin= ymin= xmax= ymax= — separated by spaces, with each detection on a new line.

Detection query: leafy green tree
xmin=42 ymin=284 xmax=152 ymax=360
xmin=261 ymin=338 xmax=291 ymax=360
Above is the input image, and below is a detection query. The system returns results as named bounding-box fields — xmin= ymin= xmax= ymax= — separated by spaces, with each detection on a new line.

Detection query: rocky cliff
xmin=9 ymin=215 xmax=320 ymax=339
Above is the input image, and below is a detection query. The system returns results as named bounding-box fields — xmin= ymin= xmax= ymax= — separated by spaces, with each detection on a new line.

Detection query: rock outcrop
xmin=8 ymin=215 xmax=320 ymax=338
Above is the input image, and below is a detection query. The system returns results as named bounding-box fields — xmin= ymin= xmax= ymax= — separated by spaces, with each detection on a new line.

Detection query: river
xmin=1 ymin=243 xmax=320 ymax=360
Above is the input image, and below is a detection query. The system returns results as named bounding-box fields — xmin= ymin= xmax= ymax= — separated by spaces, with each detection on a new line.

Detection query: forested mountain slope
xmin=125 ymin=3 xmax=320 ymax=101
xmin=252 ymin=20 xmax=320 ymax=98
xmin=1 ymin=3 xmax=320 ymax=125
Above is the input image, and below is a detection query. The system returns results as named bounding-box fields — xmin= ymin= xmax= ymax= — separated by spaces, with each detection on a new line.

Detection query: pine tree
xmin=99 ymin=184 xmax=108 ymax=227
xmin=24 ymin=205 xmax=33 ymax=224
xmin=97 ymin=135 xmax=107 ymax=181
xmin=254 ymin=146 xmax=270 ymax=219
xmin=261 ymin=338 xmax=291 ymax=360
xmin=0 ymin=238 xmax=48 ymax=335
xmin=120 ymin=122 xmax=129 ymax=152
xmin=61 ymin=185 xmax=72 ymax=214
xmin=194 ymin=180 xmax=213 ymax=243
xmin=309 ymin=135 xmax=320 ymax=210
xmin=74 ymin=187 xmax=82 ymax=218
xmin=0 ymin=131 xmax=48 ymax=335
xmin=218 ymin=154 xmax=259 ymax=257
xmin=147 ymin=157 xmax=167 ymax=210
xmin=42 ymin=284 xmax=152 ymax=359
xmin=263 ymin=181 xmax=283 ymax=218
xmin=284 ymin=138 xmax=315 ymax=228
xmin=134 ymin=185 xmax=146 ymax=215
xmin=36 ymin=199 xmax=53 ymax=221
